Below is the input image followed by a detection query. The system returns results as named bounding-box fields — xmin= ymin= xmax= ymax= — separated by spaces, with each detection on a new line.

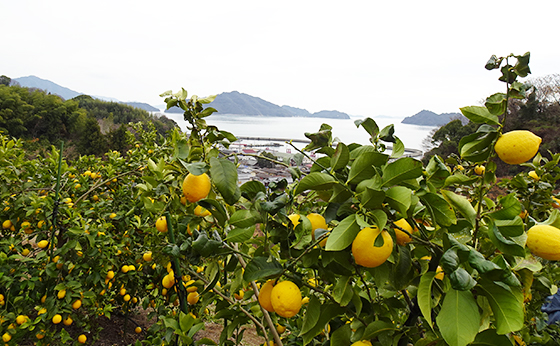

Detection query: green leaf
xmin=458 ymin=126 xmax=499 ymax=162
xmin=385 ymin=186 xmax=412 ymax=215
xmin=198 ymin=199 xmax=228 ymax=228
xmin=436 ymin=289 xmax=480 ymax=346
xmin=477 ymin=279 xmax=524 ymax=334
xmin=361 ymin=320 xmax=396 ymax=340
xmin=333 ymin=276 xmax=353 ymax=307
xmin=449 ymin=267 xmax=477 ymax=291
xmin=514 ymin=52 xmax=531 ymax=77
xmin=330 ymin=324 xmax=352 ymax=346
xmin=300 ymin=295 xmax=321 ymax=336
xmin=347 ymin=151 xmax=386 ymax=185
xmin=485 ymin=93 xmax=507 ymax=116
xmin=487 ymin=221 xmax=526 ymax=257
xmin=325 ymin=214 xmax=360 ymax=251
xmin=390 ymin=137 xmax=405 ymax=158
xmin=355 ymin=117 xmax=379 ymax=138
xmin=242 ymin=256 xmax=283 ymax=282
xmin=229 ymin=210 xmax=260 ymax=228
xmin=471 ymin=329 xmax=513 ymax=346
xmin=331 ymin=142 xmax=350 ymax=171
xmin=225 ymin=226 xmax=255 ymax=243
xmin=489 ymin=193 xmax=522 ymax=220
xmin=295 ymin=172 xmax=337 ymax=195
xmin=330 ymin=183 xmax=353 ymax=203
xmin=418 ymin=272 xmax=437 ymax=329
xmin=441 ymin=190 xmax=476 ymax=227
xmin=444 ymin=173 xmax=478 ymax=187
xmin=198 ymin=94 xmax=217 ymax=104
xmin=420 ymin=193 xmax=457 ymax=227
xmin=360 ymin=187 xmax=386 ymax=210
xmin=494 ymin=217 xmax=524 ymax=237
xmin=382 ymin=157 xmax=423 ymax=187
xmin=209 ymin=157 xmax=240 ymax=205
xmin=240 ymin=181 xmax=266 ymax=201
xmin=301 ymin=303 xmax=345 ymax=345
xmin=459 ymin=106 xmax=500 ymax=125
xmin=392 ymin=246 xmax=414 ymax=290
xmin=426 ymin=155 xmax=451 ymax=188
xmin=304 ymin=124 xmax=332 ymax=151
xmin=379 ymin=124 xmax=396 ymax=142
xmin=370 ymin=209 xmax=388 ymax=231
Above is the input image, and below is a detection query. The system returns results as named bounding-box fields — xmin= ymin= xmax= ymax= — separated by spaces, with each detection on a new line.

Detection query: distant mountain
xmin=125 ymin=102 xmax=159 ymax=112
xmin=401 ymin=110 xmax=467 ymax=126
xmin=14 ymin=75 xmax=81 ymax=100
xmin=281 ymin=105 xmax=311 ymax=117
xmin=13 ymin=75 xmax=160 ymax=112
xmin=165 ymin=91 xmax=350 ymax=119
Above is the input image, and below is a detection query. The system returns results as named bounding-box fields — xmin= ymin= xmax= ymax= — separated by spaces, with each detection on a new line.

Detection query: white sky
xmin=2 ymin=0 xmax=559 ymax=118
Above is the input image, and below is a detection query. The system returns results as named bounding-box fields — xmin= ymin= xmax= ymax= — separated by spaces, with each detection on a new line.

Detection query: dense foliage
xmin=3 ymin=53 xmax=560 ymax=346
xmin=0 ymin=81 xmax=177 ymax=157
xmin=423 ymin=74 xmax=560 ymax=177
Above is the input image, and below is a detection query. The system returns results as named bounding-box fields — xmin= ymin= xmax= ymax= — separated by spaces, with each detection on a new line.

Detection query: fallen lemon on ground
xmin=270 ymin=280 xmax=302 ymax=318
xmin=526 ymin=224 xmax=560 ymax=260
xmin=352 ymin=226 xmax=393 ymax=268
xmin=494 ymin=130 xmax=542 ymax=165
xmin=183 ymin=173 xmax=211 ymax=203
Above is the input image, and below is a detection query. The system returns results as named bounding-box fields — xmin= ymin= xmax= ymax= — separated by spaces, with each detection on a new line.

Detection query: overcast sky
xmin=2 ymin=0 xmax=559 ymax=118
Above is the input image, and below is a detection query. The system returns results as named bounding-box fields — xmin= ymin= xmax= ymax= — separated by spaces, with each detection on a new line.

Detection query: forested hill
xmin=0 ymin=78 xmax=177 ymax=157
xmin=165 ymin=91 xmax=351 ymax=119
xmin=401 ymin=110 xmax=467 ymax=126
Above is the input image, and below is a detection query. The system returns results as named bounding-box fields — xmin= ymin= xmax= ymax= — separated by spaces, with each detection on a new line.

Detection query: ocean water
xmin=160 ymin=113 xmax=437 ymax=153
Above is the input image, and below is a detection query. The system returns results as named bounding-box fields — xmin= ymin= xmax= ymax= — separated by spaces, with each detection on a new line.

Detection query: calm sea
xmin=160 ymin=113 xmax=437 ymax=153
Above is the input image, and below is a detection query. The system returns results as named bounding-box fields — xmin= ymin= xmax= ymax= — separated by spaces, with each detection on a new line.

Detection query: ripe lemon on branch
xmin=307 ymin=213 xmax=328 ymax=247
xmin=182 ymin=173 xmax=211 ymax=203
xmin=392 ymin=219 xmax=416 ymax=246
xmin=526 ymin=224 xmax=560 ymax=260
xmin=270 ymin=281 xmax=302 ymax=318
xmin=352 ymin=226 xmax=393 ymax=268
xmin=258 ymin=280 xmax=276 ymax=312
xmin=494 ymin=130 xmax=541 ymax=165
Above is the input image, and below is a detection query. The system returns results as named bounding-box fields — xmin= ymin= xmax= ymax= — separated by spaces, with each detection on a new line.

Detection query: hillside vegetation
xmin=0 ymin=76 xmax=177 ymax=157
xmin=423 ymin=74 xmax=560 ymax=176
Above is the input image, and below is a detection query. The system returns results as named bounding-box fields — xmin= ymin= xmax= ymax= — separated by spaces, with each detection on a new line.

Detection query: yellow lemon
xmin=121 ymin=265 xmax=129 ymax=274
xmin=2 ymin=220 xmax=12 ymax=229
xmin=351 ymin=341 xmax=373 ymax=346
xmin=21 ymin=248 xmax=30 ymax=256
xmin=307 ymin=213 xmax=328 ymax=247
xmin=106 ymin=270 xmax=115 ymax=279
xmin=494 ymin=130 xmax=542 ymax=165
xmin=301 ymin=296 xmax=310 ymax=305
xmin=124 ymin=294 xmax=131 ymax=302
xmin=57 ymin=289 xmax=66 ymax=299
xmin=72 ymin=299 xmax=82 ymax=310
xmin=352 ymin=227 xmax=393 ymax=268
xmin=194 ymin=205 xmax=211 ymax=217
xmin=2 ymin=333 xmax=11 ymax=342
xmin=16 ymin=315 xmax=28 ymax=324
xmin=182 ymin=173 xmax=211 ymax=203
xmin=393 ymin=219 xmax=416 ymax=246
xmin=52 ymin=314 xmax=62 ymax=324
xmin=78 ymin=334 xmax=87 ymax=343
xmin=234 ymin=290 xmax=244 ymax=300
xmin=187 ymin=292 xmax=199 ymax=305
xmin=276 ymin=323 xmax=286 ymax=334
xmin=63 ymin=316 xmax=73 ymax=326
xmin=37 ymin=240 xmax=49 ymax=249
xmin=135 ymin=326 xmax=142 ymax=333
xmin=474 ymin=165 xmax=485 ymax=175
xmin=526 ymin=224 xmax=560 ymax=260
xmin=270 ymin=281 xmax=302 ymax=318
xmin=162 ymin=273 xmax=175 ymax=289
xmin=287 ymin=214 xmax=301 ymax=228
xmin=435 ymin=266 xmax=444 ymax=280
xmin=155 ymin=216 xmax=168 ymax=233
xmin=552 ymin=197 xmax=560 ymax=209
xmin=143 ymin=251 xmax=152 ymax=261
xmin=528 ymin=170 xmax=539 ymax=181
xmin=258 ymin=280 xmax=276 ymax=312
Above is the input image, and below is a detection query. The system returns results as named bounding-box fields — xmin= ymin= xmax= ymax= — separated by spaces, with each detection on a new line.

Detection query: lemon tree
xmin=2 ymin=51 xmax=560 ymax=346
